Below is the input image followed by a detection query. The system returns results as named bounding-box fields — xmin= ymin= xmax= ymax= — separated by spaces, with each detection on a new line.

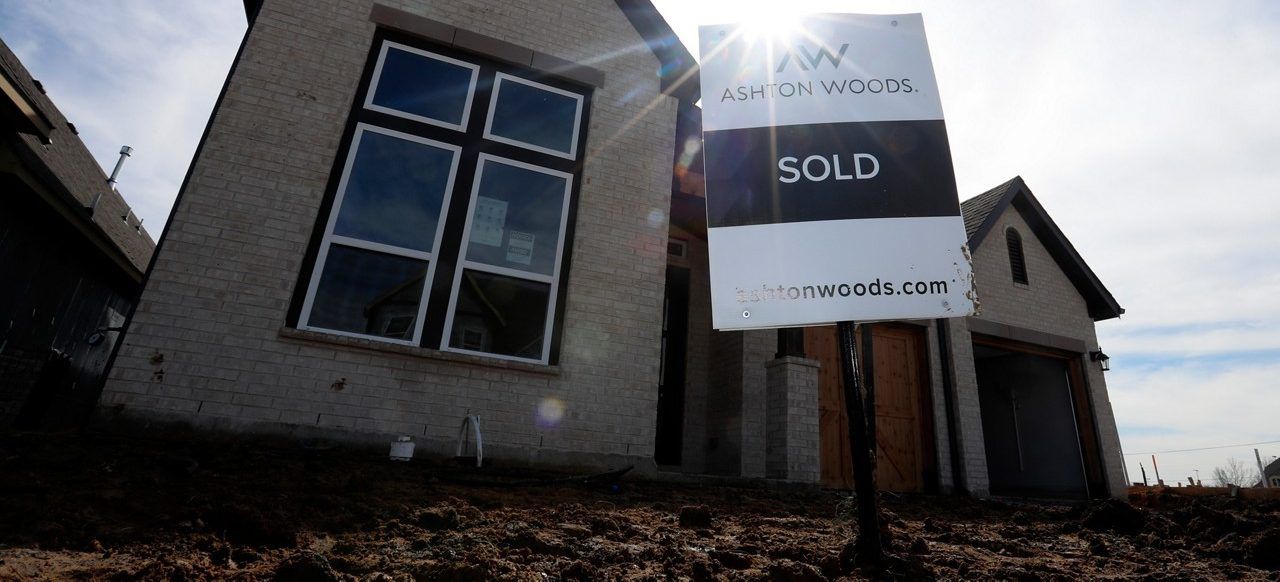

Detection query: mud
xmin=1 ymin=432 xmax=1276 ymax=580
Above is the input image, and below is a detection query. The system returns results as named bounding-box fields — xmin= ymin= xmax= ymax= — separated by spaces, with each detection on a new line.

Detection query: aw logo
xmin=775 ymin=43 xmax=850 ymax=72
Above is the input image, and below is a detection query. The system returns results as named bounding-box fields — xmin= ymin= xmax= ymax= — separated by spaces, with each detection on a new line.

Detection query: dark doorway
xmin=975 ymin=342 xmax=1091 ymax=499
xmin=654 ymin=266 xmax=689 ymax=466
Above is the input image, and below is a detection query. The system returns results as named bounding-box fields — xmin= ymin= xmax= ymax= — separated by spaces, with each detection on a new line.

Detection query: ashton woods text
xmin=736 ymin=278 xmax=949 ymax=303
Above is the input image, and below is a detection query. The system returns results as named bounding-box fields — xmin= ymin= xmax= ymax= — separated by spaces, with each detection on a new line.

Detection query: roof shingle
xmin=960 ymin=176 xmax=1020 ymax=240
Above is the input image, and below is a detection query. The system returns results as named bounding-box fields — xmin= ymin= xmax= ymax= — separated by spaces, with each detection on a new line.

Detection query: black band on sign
xmin=703 ymin=120 xmax=961 ymax=228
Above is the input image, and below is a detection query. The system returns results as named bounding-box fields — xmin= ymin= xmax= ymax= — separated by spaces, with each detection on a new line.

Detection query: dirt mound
xmin=273 ymin=551 xmax=340 ymax=581
xmin=679 ymin=504 xmax=713 ymax=528
xmin=1 ymin=432 xmax=1278 ymax=581
xmin=1080 ymin=498 xmax=1146 ymax=534
xmin=1244 ymin=528 xmax=1280 ymax=569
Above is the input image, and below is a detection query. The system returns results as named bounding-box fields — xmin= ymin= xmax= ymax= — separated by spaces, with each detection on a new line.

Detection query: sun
xmin=735 ymin=6 xmax=806 ymax=42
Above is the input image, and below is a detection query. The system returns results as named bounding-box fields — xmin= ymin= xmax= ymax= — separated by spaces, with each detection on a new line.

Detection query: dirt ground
xmin=2 ymin=432 xmax=1278 ymax=581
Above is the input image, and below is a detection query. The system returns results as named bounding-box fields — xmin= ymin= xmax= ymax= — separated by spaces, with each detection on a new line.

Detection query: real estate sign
xmin=698 ymin=13 xmax=975 ymax=330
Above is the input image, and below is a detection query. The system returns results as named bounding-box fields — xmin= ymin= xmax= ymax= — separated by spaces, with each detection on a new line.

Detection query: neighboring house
xmin=0 ymin=38 xmax=155 ymax=429
xmin=99 ymin=0 xmax=1127 ymax=499
xmin=1258 ymin=458 xmax=1280 ymax=488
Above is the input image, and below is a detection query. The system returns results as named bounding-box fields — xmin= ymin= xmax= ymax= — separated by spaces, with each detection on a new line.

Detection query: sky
xmin=2 ymin=0 xmax=1278 ymax=487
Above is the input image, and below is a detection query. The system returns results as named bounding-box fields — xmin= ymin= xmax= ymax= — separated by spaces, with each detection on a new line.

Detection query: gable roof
xmin=241 ymin=1 xmax=701 ymax=103
xmin=961 ymin=176 xmax=1124 ymax=321
xmin=0 ymin=38 xmax=155 ymax=277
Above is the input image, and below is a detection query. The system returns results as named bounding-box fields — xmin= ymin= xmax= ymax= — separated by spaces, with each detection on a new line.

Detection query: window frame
xmin=439 ymin=153 xmax=574 ymax=363
xmin=289 ymin=30 xmax=592 ymax=366
xmin=482 ymin=72 xmax=585 ymax=160
xmin=363 ymin=41 xmax=481 ymax=132
xmin=296 ymin=123 xmax=463 ymax=346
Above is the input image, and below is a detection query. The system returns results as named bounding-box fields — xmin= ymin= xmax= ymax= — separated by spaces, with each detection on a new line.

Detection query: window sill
xmin=277 ymin=327 xmax=561 ymax=376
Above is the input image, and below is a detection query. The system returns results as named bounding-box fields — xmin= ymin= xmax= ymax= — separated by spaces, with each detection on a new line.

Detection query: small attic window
xmin=1006 ymin=227 xmax=1028 ymax=285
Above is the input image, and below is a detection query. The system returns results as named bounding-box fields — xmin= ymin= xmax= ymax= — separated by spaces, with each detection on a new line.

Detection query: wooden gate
xmin=807 ymin=323 xmax=937 ymax=491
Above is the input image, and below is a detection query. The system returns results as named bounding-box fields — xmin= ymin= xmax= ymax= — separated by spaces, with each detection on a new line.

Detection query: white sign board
xmin=698 ymin=13 xmax=976 ymax=330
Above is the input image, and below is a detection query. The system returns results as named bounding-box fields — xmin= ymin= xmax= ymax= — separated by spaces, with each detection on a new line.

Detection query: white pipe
xmin=456 ymin=415 xmax=483 ymax=468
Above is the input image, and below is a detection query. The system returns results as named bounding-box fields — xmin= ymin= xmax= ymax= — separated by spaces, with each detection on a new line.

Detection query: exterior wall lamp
xmin=1090 ymin=350 xmax=1110 ymax=371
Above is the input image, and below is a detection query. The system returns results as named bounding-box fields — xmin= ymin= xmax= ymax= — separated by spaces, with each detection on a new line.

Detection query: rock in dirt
xmin=273 ymin=551 xmax=339 ymax=582
xmin=1244 ymin=528 xmax=1280 ymax=569
xmin=710 ymin=549 xmax=753 ymax=570
xmin=1080 ymin=499 xmax=1145 ymax=535
xmin=922 ymin=517 xmax=951 ymax=534
xmin=132 ymin=558 xmax=201 ymax=582
xmin=559 ymin=559 xmax=598 ymax=581
xmin=766 ymin=559 xmax=826 ymax=582
xmin=207 ymin=503 xmax=296 ymax=547
xmin=558 ymin=523 xmax=593 ymax=538
xmin=416 ymin=506 xmax=460 ymax=531
xmin=679 ymin=505 xmax=713 ymax=529
xmin=415 ymin=561 xmax=490 ymax=581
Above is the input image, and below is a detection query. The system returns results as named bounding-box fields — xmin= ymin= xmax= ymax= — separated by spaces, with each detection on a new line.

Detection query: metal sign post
xmin=837 ymin=320 xmax=882 ymax=567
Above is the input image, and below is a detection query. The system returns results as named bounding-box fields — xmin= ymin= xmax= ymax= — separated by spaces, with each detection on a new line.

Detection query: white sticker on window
xmin=471 ymin=197 xmax=508 ymax=247
xmin=506 ymin=230 xmax=535 ymax=265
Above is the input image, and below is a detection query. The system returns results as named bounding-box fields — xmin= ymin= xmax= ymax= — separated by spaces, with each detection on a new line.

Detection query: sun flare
xmin=735 ymin=8 xmax=806 ymax=42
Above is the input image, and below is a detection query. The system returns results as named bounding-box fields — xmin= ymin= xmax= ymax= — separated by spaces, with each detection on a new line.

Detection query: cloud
xmin=1110 ymin=357 xmax=1280 ymax=486
xmin=0 ymin=0 xmax=245 ymax=231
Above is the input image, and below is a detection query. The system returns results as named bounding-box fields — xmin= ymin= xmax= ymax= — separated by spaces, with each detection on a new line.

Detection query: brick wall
xmin=962 ymin=206 xmax=1127 ymax=498
xmin=704 ymin=330 xmax=743 ymax=474
xmin=101 ymin=0 xmax=678 ymax=471
xmin=945 ymin=317 xmax=991 ymax=495
xmin=670 ymin=226 xmax=710 ymax=474
xmin=764 ymin=356 xmax=820 ymax=482
xmin=702 ymin=327 xmax=771 ymax=477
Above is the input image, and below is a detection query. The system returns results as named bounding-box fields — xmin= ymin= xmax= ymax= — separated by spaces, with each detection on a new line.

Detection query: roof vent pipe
xmin=107 ymin=145 xmax=133 ymax=190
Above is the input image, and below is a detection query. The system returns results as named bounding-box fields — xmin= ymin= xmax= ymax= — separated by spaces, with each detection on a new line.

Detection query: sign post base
xmin=837 ymin=320 xmax=883 ymax=570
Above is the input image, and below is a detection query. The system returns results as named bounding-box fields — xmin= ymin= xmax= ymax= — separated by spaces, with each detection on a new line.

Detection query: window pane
xmin=465 ymin=160 xmax=567 ymax=276
xmin=369 ymin=46 xmax=475 ymax=126
xmin=449 ymin=270 xmax=550 ymax=359
xmin=488 ymin=77 xmax=580 ymax=155
xmin=309 ymin=244 xmax=427 ymax=339
xmin=333 ymin=130 xmax=456 ymax=253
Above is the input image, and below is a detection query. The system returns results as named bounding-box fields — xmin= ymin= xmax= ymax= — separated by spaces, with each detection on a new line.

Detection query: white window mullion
xmin=441 ymin=153 xmax=576 ymax=364
xmin=364 ymin=41 xmax=480 ymax=131
xmin=329 ymin=235 xmax=433 ymax=262
xmin=483 ymin=72 xmax=584 ymax=160
xmin=461 ymin=261 xmax=555 ymax=285
xmin=299 ymin=122 xmax=462 ymax=347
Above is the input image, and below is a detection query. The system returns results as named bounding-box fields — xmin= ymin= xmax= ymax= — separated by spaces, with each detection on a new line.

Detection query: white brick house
xmin=100 ymin=0 xmax=1127 ymax=499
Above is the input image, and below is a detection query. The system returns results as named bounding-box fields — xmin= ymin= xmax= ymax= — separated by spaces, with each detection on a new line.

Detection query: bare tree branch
xmin=1211 ymin=458 xmax=1260 ymax=487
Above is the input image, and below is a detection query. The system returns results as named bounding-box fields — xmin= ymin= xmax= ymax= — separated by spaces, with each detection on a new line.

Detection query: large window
xmin=295 ymin=36 xmax=590 ymax=364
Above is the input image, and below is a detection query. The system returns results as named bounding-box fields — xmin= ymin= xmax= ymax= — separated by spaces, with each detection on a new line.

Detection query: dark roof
xmin=961 ymin=177 xmax=1018 ymax=239
xmin=0 ymin=38 xmax=155 ymax=277
xmin=960 ymin=176 xmax=1123 ymax=321
xmin=240 ymin=0 xmax=701 ymax=103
